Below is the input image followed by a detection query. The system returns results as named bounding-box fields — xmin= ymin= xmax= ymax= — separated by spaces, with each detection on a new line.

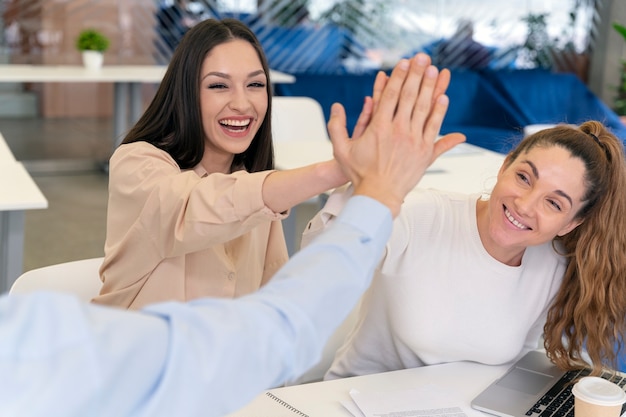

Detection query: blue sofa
xmin=275 ymin=69 xmax=626 ymax=155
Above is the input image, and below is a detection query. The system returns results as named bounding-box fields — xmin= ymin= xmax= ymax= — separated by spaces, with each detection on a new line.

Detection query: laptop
xmin=471 ymin=350 xmax=626 ymax=417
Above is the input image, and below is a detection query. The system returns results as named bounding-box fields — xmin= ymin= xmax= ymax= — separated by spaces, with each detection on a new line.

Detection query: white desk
xmin=0 ymin=64 xmax=295 ymax=150
xmin=275 ymin=141 xmax=504 ymax=195
xmin=0 ymin=132 xmax=16 ymax=163
xmin=0 ymin=132 xmax=48 ymax=292
xmin=227 ymin=360 xmax=510 ymax=416
xmin=274 ymin=141 xmax=505 ymax=254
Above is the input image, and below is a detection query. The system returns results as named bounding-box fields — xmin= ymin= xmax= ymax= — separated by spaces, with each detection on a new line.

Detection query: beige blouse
xmin=92 ymin=142 xmax=289 ymax=310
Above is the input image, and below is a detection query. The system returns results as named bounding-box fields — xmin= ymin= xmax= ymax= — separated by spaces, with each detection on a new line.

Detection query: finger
xmin=423 ymin=94 xmax=465 ymax=159
xmin=327 ymin=103 xmax=350 ymax=161
xmin=371 ymin=71 xmax=388 ymax=113
xmin=375 ymin=59 xmax=411 ymax=122
xmin=422 ymin=94 xmax=449 ymax=141
xmin=410 ymin=65 xmax=439 ymax=137
xmin=433 ymin=132 xmax=466 ymax=160
xmin=351 ymin=96 xmax=374 ymax=140
xmin=433 ymin=68 xmax=451 ymax=105
xmin=394 ymin=54 xmax=430 ymax=124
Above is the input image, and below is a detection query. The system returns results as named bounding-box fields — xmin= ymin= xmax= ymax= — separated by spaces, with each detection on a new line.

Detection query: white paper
xmin=346 ymin=384 xmax=482 ymax=417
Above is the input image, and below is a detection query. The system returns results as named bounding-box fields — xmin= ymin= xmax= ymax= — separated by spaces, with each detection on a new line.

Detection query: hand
xmin=328 ymin=53 xmax=466 ymax=217
xmin=350 ymin=54 xmax=453 ymax=140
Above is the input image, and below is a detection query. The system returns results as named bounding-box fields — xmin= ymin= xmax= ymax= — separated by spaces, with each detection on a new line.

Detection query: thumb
xmin=328 ymin=103 xmax=350 ymax=159
xmin=432 ymin=132 xmax=467 ymax=160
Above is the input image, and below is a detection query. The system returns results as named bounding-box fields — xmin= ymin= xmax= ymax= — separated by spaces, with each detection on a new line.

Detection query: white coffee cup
xmin=572 ymin=376 xmax=626 ymax=417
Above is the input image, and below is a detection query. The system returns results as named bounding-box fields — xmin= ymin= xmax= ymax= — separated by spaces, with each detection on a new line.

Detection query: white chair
xmin=271 ymin=96 xmax=330 ymax=143
xmin=9 ymin=257 xmax=104 ymax=301
xmin=271 ymin=96 xmax=330 ymax=255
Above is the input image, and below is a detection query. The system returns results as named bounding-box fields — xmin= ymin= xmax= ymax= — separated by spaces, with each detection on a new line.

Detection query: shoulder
xmin=386 ymin=189 xmax=477 ymax=256
xmin=112 ymin=142 xmax=177 ymax=166
xmin=400 ymin=188 xmax=476 ymax=222
xmin=110 ymin=142 xmax=181 ymax=179
xmin=524 ymin=241 xmax=567 ymax=271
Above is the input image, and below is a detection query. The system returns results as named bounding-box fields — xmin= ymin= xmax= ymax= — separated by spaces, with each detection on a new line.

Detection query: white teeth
xmin=220 ymin=119 xmax=250 ymax=127
xmin=504 ymin=208 xmax=528 ymax=230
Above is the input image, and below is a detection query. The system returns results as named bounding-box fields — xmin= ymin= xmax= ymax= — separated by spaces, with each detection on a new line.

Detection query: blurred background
xmin=1 ymin=0 xmax=626 ymax=271
xmin=1 ymin=0 xmax=624 ymax=118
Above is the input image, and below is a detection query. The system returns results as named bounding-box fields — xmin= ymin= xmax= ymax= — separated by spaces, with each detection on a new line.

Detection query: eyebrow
xmin=521 ymin=159 xmax=574 ymax=207
xmin=202 ymin=69 xmax=266 ymax=81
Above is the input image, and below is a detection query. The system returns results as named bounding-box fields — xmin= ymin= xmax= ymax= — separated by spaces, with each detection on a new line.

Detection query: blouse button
xmin=228 ymin=272 xmax=235 ymax=281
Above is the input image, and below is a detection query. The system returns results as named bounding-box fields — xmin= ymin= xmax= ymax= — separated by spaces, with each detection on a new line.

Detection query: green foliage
xmin=613 ymin=22 xmax=626 ymax=43
xmin=520 ymin=13 xmax=554 ymax=69
xmin=75 ymin=29 xmax=109 ymax=52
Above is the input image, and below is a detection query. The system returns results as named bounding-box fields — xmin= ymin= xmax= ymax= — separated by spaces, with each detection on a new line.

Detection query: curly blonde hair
xmin=507 ymin=121 xmax=626 ymax=374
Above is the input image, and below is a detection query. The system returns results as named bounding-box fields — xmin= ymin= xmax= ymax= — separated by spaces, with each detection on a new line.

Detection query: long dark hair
xmin=122 ymin=18 xmax=274 ymax=172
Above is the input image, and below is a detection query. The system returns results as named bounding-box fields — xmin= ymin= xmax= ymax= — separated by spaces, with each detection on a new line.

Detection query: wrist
xmin=315 ymin=159 xmax=349 ymax=189
xmin=353 ymin=180 xmax=404 ymax=217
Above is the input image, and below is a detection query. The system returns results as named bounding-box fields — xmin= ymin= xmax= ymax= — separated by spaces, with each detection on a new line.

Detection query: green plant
xmin=75 ymin=29 xmax=109 ymax=52
xmin=612 ymin=22 xmax=626 ymax=116
xmin=520 ymin=13 xmax=555 ymax=69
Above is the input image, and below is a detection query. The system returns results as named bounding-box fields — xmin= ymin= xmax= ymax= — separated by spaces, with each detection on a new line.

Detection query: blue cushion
xmin=482 ymin=69 xmax=626 ymax=142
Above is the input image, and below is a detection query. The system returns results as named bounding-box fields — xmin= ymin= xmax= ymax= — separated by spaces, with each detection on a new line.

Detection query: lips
xmin=219 ymin=118 xmax=252 ymax=132
xmin=504 ymin=206 xmax=530 ymax=230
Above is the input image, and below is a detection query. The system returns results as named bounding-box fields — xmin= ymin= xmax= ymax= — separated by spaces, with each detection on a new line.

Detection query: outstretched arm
xmin=0 ymin=53 xmax=464 ymax=417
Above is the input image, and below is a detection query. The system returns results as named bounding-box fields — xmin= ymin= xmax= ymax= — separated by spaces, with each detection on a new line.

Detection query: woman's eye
xmin=249 ymin=82 xmax=266 ymax=88
xmin=208 ymin=83 xmax=227 ymax=89
xmin=548 ymin=200 xmax=562 ymax=211
xmin=516 ymin=173 xmax=529 ymax=184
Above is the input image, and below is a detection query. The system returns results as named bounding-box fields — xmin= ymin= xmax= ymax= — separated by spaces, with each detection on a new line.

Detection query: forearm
xmin=261 ymin=159 xmax=347 ymax=213
xmin=0 ymin=196 xmax=391 ymax=417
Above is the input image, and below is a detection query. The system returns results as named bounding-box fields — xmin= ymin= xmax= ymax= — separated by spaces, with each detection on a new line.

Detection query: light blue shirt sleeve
xmin=0 ymin=195 xmax=391 ymax=417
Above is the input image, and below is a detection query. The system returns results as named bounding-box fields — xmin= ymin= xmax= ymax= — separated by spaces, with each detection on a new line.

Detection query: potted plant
xmin=76 ymin=29 xmax=110 ymax=70
xmin=611 ymin=22 xmax=626 ymax=124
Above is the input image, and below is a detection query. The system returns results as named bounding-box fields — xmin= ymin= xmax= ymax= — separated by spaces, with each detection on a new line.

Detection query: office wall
xmin=589 ymin=0 xmax=626 ymax=107
xmin=3 ymin=0 xmax=156 ymax=117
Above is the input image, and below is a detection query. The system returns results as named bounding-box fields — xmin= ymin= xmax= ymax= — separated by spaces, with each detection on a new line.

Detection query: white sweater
xmin=302 ymin=186 xmax=566 ymax=380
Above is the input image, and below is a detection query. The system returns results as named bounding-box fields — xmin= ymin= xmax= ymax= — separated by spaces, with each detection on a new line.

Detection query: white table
xmin=274 ymin=141 xmax=505 ymax=254
xmin=0 ymin=64 xmax=295 ymax=150
xmin=226 ymin=360 xmax=510 ymax=416
xmin=275 ymin=141 xmax=504 ymax=195
xmin=0 ymin=133 xmax=48 ymax=292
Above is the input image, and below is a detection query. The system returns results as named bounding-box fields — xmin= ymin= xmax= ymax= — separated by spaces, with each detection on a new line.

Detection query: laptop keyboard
xmin=525 ymin=368 xmax=626 ymax=417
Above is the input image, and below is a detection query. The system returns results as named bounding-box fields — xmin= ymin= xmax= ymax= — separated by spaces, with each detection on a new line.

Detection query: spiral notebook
xmin=225 ymin=390 xmax=310 ymax=417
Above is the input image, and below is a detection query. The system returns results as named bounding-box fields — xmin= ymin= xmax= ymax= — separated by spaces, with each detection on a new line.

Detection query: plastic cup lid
xmin=572 ymin=376 xmax=626 ymax=406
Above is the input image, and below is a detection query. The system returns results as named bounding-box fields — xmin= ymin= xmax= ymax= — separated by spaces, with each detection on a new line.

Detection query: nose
xmin=228 ymin=87 xmax=252 ymax=112
xmin=514 ymin=190 xmax=539 ymax=216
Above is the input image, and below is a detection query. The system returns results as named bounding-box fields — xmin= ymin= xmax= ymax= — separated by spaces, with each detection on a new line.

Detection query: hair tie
xmin=588 ymin=132 xmax=601 ymax=145
xmin=588 ymin=131 xmax=611 ymax=161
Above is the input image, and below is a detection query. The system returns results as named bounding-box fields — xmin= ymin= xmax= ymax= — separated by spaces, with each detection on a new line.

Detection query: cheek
xmin=256 ymin=97 xmax=268 ymax=120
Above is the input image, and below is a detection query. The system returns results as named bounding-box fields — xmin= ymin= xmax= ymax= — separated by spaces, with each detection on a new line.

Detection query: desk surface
xmin=0 ymin=64 xmax=295 ymax=84
xmin=0 ymin=161 xmax=48 ymax=211
xmin=274 ymin=141 xmax=505 ymax=195
xmin=227 ymin=360 xmax=510 ymax=416
xmin=0 ymin=132 xmax=16 ymax=163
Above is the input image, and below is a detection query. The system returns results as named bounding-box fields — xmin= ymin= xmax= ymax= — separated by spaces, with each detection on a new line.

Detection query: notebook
xmin=471 ymin=350 xmax=626 ymax=417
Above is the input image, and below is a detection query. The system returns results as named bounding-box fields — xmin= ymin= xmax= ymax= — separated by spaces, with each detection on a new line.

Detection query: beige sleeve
xmin=105 ymin=142 xmax=287 ymax=259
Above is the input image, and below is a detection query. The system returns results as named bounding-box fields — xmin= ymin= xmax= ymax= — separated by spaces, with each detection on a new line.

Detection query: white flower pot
xmin=81 ymin=50 xmax=104 ymax=70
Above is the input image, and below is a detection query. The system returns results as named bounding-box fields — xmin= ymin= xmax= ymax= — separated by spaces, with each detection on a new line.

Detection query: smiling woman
xmin=91 ymin=18 xmax=357 ymax=310
xmin=304 ymin=120 xmax=626 ymax=380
